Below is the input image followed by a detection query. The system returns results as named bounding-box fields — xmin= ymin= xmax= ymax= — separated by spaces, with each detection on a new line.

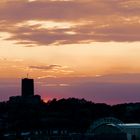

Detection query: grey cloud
xmin=5 ymin=22 xmax=140 ymax=46
xmin=0 ymin=0 xmax=140 ymax=22
xmin=0 ymin=1 xmax=119 ymax=22
xmin=0 ymin=0 xmax=140 ymax=45
xmin=29 ymin=65 xmax=61 ymax=70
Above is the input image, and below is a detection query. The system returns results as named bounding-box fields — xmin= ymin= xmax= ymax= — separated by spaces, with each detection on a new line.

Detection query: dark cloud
xmin=0 ymin=1 xmax=119 ymax=22
xmin=0 ymin=0 xmax=140 ymax=21
xmin=1 ymin=74 xmax=140 ymax=104
xmin=5 ymin=22 xmax=140 ymax=46
xmin=0 ymin=0 xmax=140 ymax=45
xmin=29 ymin=65 xmax=61 ymax=70
xmin=36 ymin=73 xmax=140 ymax=105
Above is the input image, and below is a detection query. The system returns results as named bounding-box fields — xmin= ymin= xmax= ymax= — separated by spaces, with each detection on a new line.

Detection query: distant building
xmin=9 ymin=95 xmax=41 ymax=104
xmin=118 ymin=124 xmax=140 ymax=140
xmin=9 ymin=78 xmax=42 ymax=104
xmin=87 ymin=117 xmax=140 ymax=140
xmin=22 ymin=78 xmax=34 ymax=97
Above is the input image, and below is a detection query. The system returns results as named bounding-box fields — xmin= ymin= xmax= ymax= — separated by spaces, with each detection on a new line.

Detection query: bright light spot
xmin=28 ymin=0 xmax=37 ymax=2
xmin=65 ymin=31 xmax=76 ymax=35
xmin=59 ymin=84 xmax=70 ymax=86
xmin=16 ymin=20 xmax=77 ymax=29
xmin=37 ymin=75 xmax=57 ymax=79
xmin=43 ymin=97 xmax=51 ymax=103
xmin=95 ymin=75 xmax=102 ymax=77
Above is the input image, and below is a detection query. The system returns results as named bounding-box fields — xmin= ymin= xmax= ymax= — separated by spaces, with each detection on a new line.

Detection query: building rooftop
xmin=118 ymin=123 xmax=140 ymax=129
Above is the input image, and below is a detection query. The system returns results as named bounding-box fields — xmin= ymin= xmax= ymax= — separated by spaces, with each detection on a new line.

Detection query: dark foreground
xmin=0 ymin=98 xmax=140 ymax=139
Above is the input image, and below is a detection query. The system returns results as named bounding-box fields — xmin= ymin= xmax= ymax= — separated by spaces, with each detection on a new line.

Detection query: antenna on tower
xmin=27 ymin=73 xmax=29 ymax=78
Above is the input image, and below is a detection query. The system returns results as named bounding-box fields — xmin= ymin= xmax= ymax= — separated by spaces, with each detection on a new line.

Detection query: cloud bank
xmin=0 ymin=0 xmax=140 ymax=46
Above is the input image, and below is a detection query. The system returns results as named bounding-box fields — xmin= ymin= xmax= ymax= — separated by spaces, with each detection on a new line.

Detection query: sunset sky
xmin=0 ymin=0 xmax=140 ymax=104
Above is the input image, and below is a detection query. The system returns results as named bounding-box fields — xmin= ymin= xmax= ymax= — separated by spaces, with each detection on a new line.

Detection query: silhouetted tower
xmin=21 ymin=78 xmax=34 ymax=97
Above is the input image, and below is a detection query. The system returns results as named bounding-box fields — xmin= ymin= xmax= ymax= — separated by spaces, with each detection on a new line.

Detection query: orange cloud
xmin=0 ymin=0 xmax=140 ymax=45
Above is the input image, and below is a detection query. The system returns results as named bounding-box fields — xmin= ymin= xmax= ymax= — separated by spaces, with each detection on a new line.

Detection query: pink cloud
xmin=0 ymin=0 xmax=139 ymax=45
